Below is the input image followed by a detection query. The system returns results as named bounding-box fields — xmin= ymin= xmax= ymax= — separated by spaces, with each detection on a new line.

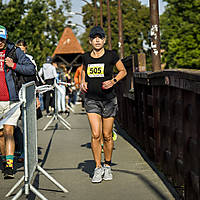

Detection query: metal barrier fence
xmin=6 ymin=81 xmax=68 ymax=200
xmin=116 ymin=69 xmax=200 ymax=200
xmin=43 ymin=81 xmax=71 ymax=131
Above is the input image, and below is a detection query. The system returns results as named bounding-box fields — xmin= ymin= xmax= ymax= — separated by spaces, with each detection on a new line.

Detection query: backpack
xmin=6 ymin=46 xmax=38 ymax=92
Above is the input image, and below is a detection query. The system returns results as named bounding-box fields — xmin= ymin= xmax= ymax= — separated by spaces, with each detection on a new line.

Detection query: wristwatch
xmin=113 ymin=78 xmax=117 ymax=84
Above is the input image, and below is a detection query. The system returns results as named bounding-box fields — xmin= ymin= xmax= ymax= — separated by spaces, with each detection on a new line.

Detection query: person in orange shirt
xmin=74 ymin=65 xmax=85 ymax=110
xmin=74 ymin=65 xmax=82 ymax=87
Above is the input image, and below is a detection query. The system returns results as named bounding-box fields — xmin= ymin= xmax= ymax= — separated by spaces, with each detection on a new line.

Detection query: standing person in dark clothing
xmin=15 ymin=39 xmax=41 ymax=107
xmin=74 ymin=64 xmax=85 ymax=111
xmin=38 ymin=56 xmax=57 ymax=117
xmin=64 ymin=67 xmax=72 ymax=110
xmin=0 ymin=25 xmax=36 ymax=179
xmin=15 ymin=39 xmax=42 ymax=163
xmin=81 ymin=26 xmax=127 ymax=183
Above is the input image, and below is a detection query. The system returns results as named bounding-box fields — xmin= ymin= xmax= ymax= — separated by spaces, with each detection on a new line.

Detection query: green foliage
xmin=80 ymin=0 xmax=150 ymax=58
xmin=160 ymin=0 xmax=200 ymax=69
xmin=0 ymin=0 xmax=71 ymax=68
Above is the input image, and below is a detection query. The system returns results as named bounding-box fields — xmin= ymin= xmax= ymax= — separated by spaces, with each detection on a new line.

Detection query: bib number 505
xmin=87 ymin=64 xmax=104 ymax=78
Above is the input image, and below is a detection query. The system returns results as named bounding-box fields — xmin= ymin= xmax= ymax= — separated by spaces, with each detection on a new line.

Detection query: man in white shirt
xmin=39 ymin=56 xmax=57 ymax=116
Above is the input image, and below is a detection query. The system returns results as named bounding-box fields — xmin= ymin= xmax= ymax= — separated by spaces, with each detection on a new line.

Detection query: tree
xmin=0 ymin=0 xmax=27 ymax=42
xmin=0 ymin=0 xmax=71 ymax=68
xmin=80 ymin=0 xmax=150 ymax=58
xmin=160 ymin=0 xmax=200 ymax=69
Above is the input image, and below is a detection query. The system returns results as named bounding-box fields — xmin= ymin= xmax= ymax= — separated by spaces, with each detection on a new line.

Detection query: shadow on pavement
xmin=26 ymin=123 xmax=58 ymax=200
xmin=113 ymin=168 xmax=170 ymax=200
xmin=77 ymin=160 xmax=95 ymax=178
xmin=114 ymin=120 xmax=181 ymax=200
xmin=80 ymin=142 xmax=91 ymax=149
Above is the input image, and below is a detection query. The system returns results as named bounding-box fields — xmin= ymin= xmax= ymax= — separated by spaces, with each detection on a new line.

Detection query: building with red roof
xmin=52 ymin=27 xmax=84 ymax=71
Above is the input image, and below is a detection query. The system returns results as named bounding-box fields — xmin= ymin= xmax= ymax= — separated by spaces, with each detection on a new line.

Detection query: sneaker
xmin=17 ymin=157 xmax=24 ymax=163
xmin=4 ymin=167 xmax=14 ymax=179
xmin=101 ymin=144 xmax=104 ymax=153
xmin=112 ymin=129 xmax=118 ymax=141
xmin=64 ymin=110 xmax=70 ymax=117
xmin=46 ymin=113 xmax=52 ymax=118
xmin=103 ymin=165 xmax=112 ymax=181
xmin=92 ymin=167 xmax=104 ymax=183
xmin=17 ymin=153 xmax=24 ymax=163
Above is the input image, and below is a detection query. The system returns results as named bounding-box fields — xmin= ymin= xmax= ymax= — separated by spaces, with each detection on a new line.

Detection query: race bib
xmin=87 ymin=64 xmax=104 ymax=78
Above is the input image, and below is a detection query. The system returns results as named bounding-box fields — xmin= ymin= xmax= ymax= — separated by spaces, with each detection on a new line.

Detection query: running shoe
xmin=92 ymin=167 xmax=104 ymax=183
xmin=101 ymin=144 xmax=104 ymax=153
xmin=4 ymin=167 xmax=15 ymax=179
xmin=17 ymin=153 xmax=24 ymax=163
xmin=46 ymin=113 xmax=52 ymax=118
xmin=112 ymin=129 xmax=118 ymax=141
xmin=103 ymin=165 xmax=112 ymax=181
xmin=64 ymin=110 xmax=70 ymax=117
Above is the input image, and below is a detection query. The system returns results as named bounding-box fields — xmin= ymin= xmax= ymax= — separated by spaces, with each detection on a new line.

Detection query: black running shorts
xmin=84 ymin=97 xmax=118 ymax=118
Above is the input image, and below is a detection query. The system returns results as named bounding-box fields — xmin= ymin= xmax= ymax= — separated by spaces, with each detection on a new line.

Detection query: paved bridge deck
xmin=0 ymin=104 xmax=176 ymax=200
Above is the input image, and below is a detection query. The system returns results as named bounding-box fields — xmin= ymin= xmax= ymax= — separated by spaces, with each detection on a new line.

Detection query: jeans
xmin=57 ymin=85 xmax=66 ymax=112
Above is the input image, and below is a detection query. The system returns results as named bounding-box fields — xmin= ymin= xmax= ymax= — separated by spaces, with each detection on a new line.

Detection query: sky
xmin=58 ymin=0 xmax=167 ymax=35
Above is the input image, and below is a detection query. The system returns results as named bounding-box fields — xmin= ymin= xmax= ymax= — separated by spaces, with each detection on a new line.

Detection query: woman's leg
xmin=102 ymin=117 xmax=114 ymax=164
xmin=87 ymin=113 xmax=102 ymax=168
xmin=0 ymin=130 xmax=5 ymax=156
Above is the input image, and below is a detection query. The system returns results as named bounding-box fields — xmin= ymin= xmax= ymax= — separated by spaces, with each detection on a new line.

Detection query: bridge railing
xmin=116 ymin=69 xmax=200 ymax=200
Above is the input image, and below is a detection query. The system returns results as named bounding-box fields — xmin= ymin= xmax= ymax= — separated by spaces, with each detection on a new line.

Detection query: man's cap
xmin=0 ymin=25 xmax=7 ymax=39
xmin=46 ymin=56 xmax=53 ymax=63
xmin=89 ymin=26 xmax=105 ymax=38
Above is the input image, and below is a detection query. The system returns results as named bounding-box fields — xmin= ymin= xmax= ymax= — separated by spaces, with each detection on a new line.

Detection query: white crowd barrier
xmin=42 ymin=80 xmax=71 ymax=131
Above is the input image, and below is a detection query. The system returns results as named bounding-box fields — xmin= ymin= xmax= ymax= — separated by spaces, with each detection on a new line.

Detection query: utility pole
xmin=150 ymin=0 xmax=161 ymax=71
xmin=107 ymin=0 xmax=112 ymax=50
xmin=94 ymin=0 xmax=98 ymax=26
xmin=82 ymin=0 xmax=97 ymax=26
xmin=118 ymin=0 xmax=124 ymax=59
xmin=100 ymin=0 xmax=103 ymax=28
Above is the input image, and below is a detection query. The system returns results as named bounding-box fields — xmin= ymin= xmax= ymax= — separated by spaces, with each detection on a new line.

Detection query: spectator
xmin=57 ymin=64 xmax=69 ymax=115
xmin=15 ymin=39 xmax=37 ymax=67
xmin=38 ymin=56 xmax=57 ymax=117
xmin=0 ymin=25 xmax=36 ymax=179
xmin=74 ymin=65 xmax=85 ymax=110
xmin=15 ymin=39 xmax=42 ymax=163
xmin=64 ymin=67 xmax=72 ymax=110
xmin=70 ymin=81 xmax=77 ymax=106
xmin=15 ymin=39 xmax=41 ymax=108
xmin=81 ymin=26 xmax=127 ymax=183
